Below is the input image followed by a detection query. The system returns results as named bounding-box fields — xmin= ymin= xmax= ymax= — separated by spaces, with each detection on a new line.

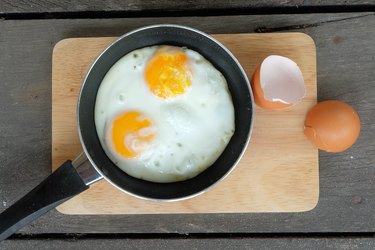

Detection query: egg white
xmin=95 ymin=45 xmax=235 ymax=183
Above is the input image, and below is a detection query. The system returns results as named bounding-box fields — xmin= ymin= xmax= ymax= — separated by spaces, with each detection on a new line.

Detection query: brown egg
xmin=251 ymin=55 xmax=306 ymax=110
xmin=304 ymin=100 xmax=361 ymax=152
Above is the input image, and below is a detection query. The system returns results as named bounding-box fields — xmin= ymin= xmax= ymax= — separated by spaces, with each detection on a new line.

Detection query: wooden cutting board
xmin=52 ymin=33 xmax=318 ymax=214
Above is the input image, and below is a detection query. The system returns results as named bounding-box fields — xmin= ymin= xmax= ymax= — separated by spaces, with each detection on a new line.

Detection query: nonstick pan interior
xmin=78 ymin=25 xmax=253 ymax=200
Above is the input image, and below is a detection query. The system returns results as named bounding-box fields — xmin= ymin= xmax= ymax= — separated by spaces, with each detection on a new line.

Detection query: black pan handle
xmin=0 ymin=153 xmax=101 ymax=241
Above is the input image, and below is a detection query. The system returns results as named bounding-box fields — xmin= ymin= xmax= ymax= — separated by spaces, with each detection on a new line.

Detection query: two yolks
xmin=111 ymin=49 xmax=192 ymax=158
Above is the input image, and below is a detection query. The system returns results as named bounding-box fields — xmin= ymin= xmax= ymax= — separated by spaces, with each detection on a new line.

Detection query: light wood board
xmin=52 ymin=33 xmax=318 ymax=214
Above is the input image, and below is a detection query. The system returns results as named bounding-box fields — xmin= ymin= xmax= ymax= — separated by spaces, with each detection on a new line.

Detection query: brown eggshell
xmin=304 ymin=100 xmax=361 ymax=152
xmin=250 ymin=63 xmax=291 ymax=110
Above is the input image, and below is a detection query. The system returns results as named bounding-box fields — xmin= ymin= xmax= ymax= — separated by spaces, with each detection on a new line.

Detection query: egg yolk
xmin=111 ymin=111 xmax=155 ymax=158
xmin=145 ymin=49 xmax=192 ymax=99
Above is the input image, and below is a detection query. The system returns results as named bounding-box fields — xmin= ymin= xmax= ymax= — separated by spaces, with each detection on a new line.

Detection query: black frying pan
xmin=0 ymin=24 xmax=254 ymax=241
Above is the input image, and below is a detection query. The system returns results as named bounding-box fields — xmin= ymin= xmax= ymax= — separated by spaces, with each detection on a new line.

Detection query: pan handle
xmin=0 ymin=153 xmax=102 ymax=241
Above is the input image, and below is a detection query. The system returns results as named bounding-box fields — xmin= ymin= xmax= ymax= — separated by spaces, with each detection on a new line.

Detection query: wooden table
xmin=0 ymin=1 xmax=374 ymax=249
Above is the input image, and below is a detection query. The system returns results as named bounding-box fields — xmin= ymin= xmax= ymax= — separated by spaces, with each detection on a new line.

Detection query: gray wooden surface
xmin=0 ymin=13 xmax=374 ymax=238
xmin=2 ymin=237 xmax=375 ymax=250
xmin=0 ymin=0 xmax=374 ymax=17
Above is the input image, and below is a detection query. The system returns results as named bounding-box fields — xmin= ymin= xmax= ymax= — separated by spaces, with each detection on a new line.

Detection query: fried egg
xmin=95 ymin=45 xmax=235 ymax=183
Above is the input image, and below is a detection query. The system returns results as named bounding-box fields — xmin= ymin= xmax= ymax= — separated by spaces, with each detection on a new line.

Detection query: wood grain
xmin=0 ymin=13 xmax=374 ymax=234
xmin=0 ymin=0 xmax=373 ymax=16
xmin=52 ymin=33 xmax=318 ymax=214
xmin=2 ymin=237 xmax=375 ymax=250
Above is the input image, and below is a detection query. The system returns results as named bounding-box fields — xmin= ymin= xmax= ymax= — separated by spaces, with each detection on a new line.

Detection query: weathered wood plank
xmin=1 ymin=237 xmax=375 ymax=250
xmin=0 ymin=13 xmax=374 ymax=234
xmin=0 ymin=0 xmax=374 ymax=16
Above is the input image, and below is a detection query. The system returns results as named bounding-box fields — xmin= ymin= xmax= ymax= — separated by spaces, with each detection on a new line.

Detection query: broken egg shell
xmin=251 ymin=63 xmax=291 ymax=110
xmin=250 ymin=55 xmax=306 ymax=110
xmin=304 ymin=100 xmax=361 ymax=153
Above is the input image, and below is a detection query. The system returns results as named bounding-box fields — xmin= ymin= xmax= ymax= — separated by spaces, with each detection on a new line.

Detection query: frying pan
xmin=0 ymin=24 xmax=253 ymax=240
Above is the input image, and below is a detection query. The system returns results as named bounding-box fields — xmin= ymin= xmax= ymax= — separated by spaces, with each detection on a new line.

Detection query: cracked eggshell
xmin=251 ymin=55 xmax=306 ymax=110
xmin=304 ymin=100 xmax=361 ymax=153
